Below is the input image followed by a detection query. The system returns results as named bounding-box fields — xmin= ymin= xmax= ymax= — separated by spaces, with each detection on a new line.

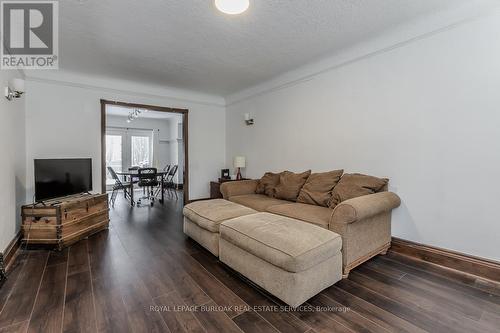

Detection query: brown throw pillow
xmin=274 ymin=170 xmax=312 ymax=201
xmin=329 ymin=173 xmax=388 ymax=208
xmin=255 ymin=172 xmax=281 ymax=197
xmin=297 ymin=170 xmax=344 ymax=207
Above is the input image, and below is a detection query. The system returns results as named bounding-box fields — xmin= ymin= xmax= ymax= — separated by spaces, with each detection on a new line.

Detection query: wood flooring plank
xmin=0 ymin=252 xmax=28 ymax=314
xmin=174 ymin=274 xmax=212 ymax=307
xmin=348 ymin=272 xmax=496 ymax=333
xmin=170 ymin=250 xmax=247 ymax=318
xmin=126 ymin=306 xmax=170 ymax=333
xmin=191 ymin=249 xmax=311 ymax=333
xmin=308 ymin=293 xmax=389 ymax=333
xmin=362 ymin=259 xmax=407 ymax=280
xmin=232 ymin=310 xmax=280 ymax=333
xmin=357 ymin=264 xmax=484 ymax=320
xmin=27 ymin=263 xmax=67 ymax=333
xmin=6 ymin=195 xmax=499 ymax=333
xmin=95 ymin=230 xmax=171 ymax=331
xmin=119 ymin=274 xmax=156 ymax=313
xmin=154 ymin=291 xmax=205 ymax=333
xmin=92 ymin=277 xmax=132 ymax=333
xmin=46 ymin=248 xmax=69 ymax=267
xmin=0 ymin=251 xmax=48 ymax=328
xmin=87 ymin=230 xmax=130 ymax=282
xmin=153 ymin=254 xmax=211 ymax=307
xmin=62 ymin=271 xmax=96 ymax=333
xmin=480 ymin=309 xmax=500 ymax=328
xmin=336 ymin=278 xmax=453 ymax=333
xmin=293 ymin=306 xmax=354 ymax=333
xmin=67 ymin=240 xmax=89 ymax=276
xmin=0 ymin=321 xmax=29 ymax=333
xmin=366 ymin=258 xmax=500 ymax=319
xmin=380 ymin=255 xmax=500 ymax=305
xmin=323 ymin=285 xmax=427 ymax=333
xmin=386 ymin=252 xmax=500 ymax=297
xmin=192 ymin=301 xmax=242 ymax=333
xmin=131 ymin=255 xmax=176 ymax=299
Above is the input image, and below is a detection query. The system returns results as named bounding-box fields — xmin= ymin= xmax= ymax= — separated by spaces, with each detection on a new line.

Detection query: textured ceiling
xmin=59 ymin=0 xmax=471 ymax=95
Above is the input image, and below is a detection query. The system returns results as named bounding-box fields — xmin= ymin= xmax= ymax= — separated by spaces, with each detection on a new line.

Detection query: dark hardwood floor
xmin=1 ymin=193 xmax=499 ymax=333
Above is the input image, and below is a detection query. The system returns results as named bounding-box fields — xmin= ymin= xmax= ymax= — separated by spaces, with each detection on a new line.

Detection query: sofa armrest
xmin=330 ymin=192 xmax=401 ymax=225
xmin=220 ymin=180 xmax=258 ymax=199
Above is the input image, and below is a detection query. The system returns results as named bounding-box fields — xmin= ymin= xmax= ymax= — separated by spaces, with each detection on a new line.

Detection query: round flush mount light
xmin=215 ymin=0 xmax=249 ymax=15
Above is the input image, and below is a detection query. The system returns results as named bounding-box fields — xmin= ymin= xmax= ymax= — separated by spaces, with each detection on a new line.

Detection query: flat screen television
xmin=34 ymin=158 xmax=92 ymax=201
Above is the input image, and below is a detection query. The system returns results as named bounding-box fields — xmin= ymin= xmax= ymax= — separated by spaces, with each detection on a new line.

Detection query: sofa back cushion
xmin=255 ymin=172 xmax=281 ymax=197
xmin=296 ymin=170 xmax=344 ymax=207
xmin=274 ymin=170 xmax=311 ymax=201
xmin=328 ymin=173 xmax=388 ymax=208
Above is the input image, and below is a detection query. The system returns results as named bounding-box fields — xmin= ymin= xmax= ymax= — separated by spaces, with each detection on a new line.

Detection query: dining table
xmin=115 ymin=170 xmax=169 ymax=206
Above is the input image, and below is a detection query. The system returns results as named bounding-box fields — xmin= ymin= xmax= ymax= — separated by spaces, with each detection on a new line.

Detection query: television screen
xmin=34 ymin=158 xmax=92 ymax=201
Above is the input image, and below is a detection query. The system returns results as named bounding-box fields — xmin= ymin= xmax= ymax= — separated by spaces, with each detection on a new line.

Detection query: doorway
xmin=100 ymin=99 xmax=189 ymax=204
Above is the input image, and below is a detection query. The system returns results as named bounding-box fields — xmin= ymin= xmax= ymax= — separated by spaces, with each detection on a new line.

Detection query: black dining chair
xmin=166 ymin=165 xmax=178 ymax=188
xmin=155 ymin=164 xmax=178 ymax=198
xmin=108 ymin=167 xmax=133 ymax=206
xmin=137 ymin=168 xmax=159 ymax=207
xmin=128 ymin=166 xmax=140 ymax=183
xmin=165 ymin=165 xmax=179 ymax=199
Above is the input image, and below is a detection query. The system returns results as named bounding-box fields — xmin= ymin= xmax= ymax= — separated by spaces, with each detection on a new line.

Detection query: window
xmin=106 ymin=134 xmax=122 ymax=183
xmin=131 ymin=135 xmax=151 ymax=167
xmin=105 ymin=127 xmax=154 ymax=190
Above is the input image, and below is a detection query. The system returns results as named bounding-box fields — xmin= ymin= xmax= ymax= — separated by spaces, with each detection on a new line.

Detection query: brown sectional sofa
xmin=221 ymin=178 xmax=401 ymax=277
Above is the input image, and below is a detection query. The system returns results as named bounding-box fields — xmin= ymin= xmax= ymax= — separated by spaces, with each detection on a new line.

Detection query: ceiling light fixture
xmin=215 ymin=0 xmax=249 ymax=15
xmin=127 ymin=109 xmax=142 ymax=123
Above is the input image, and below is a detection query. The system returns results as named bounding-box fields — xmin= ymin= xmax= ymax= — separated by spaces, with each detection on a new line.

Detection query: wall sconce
xmin=244 ymin=113 xmax=254 ymax=126
xmin=4 ymin=78 xmax=25 ymax=101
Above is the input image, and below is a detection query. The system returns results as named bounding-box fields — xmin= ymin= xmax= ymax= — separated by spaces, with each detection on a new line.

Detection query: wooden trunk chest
xmin=21 ymin=193 xmax=109 ymax=250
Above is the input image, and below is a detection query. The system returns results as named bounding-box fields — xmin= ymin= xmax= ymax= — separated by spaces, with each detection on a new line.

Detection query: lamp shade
xmin=234 ymin=156 xmax=246 ymax=168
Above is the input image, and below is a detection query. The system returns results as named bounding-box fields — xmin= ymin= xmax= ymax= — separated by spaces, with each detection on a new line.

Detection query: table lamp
xmin=234 ymin=156 xmax=246 ymax=180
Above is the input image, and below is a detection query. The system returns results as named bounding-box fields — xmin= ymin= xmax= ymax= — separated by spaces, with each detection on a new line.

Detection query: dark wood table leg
xmin=123 ymin=175 xmax=127 ymax=198
xmin=130 ymin=181 xmax=134 ymax=206
xmin=160 ymin=174 xmax=165 ymax=204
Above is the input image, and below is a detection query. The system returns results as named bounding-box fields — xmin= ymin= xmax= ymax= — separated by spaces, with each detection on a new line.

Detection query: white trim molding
xmin=24 ymin=72 xmax=226 ymax=108
xmin=225 ymin=1 xmax=500 ymax=106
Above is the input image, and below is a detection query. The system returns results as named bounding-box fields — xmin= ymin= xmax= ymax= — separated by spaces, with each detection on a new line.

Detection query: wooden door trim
xmin=100 ymin=99 xmax=189 ymax=204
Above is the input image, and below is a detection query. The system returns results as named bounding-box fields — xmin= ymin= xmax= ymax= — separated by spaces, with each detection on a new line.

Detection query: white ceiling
xmin=106 ymin=105 xmax=182 ymax=120
xmin=60 ymin=0 xmax=473 ymax=96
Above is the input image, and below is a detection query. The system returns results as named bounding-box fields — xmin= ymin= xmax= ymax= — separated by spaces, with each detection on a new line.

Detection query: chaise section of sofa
xmin=220 ymin=179 xmax=401 ymax=277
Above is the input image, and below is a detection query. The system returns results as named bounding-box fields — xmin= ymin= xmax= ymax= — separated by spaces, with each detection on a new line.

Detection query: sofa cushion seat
xmin=228 ymin=194 xmax=290 ymax=212
xmin=183 ymin=199 xmax=256 ymax=233
xmin=266 ymin=203 xmax=333 ymax=229
xmin=220 ymin=212 xmax=342 ymax=273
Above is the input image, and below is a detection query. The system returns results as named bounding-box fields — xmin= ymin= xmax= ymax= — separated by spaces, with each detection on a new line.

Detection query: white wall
xmin=0 ymin=70 xmax=26 ymax=252
xmin=226 ymin=11 xmax=500 ymax=261
xmin=166 ymin=118 xmax=184 ymax=184
xmin=25 ymin=77 xmax=225 ymax=201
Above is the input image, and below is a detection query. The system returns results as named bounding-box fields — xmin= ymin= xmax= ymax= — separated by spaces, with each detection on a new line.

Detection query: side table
xmin=210 ymin=178 xmax=250 ymax=199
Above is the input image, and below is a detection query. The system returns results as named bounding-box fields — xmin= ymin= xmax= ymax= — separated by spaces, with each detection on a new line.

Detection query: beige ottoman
xmin=183 ymin=199 xmax=257 ymax=256
xmin=219 ymin=212 xmax=342 ymax=308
